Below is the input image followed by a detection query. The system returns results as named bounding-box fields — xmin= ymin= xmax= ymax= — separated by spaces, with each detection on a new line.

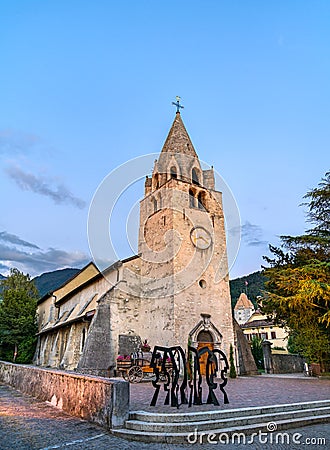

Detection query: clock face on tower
xmin=190 ymin=226 xmax=212 ymax=249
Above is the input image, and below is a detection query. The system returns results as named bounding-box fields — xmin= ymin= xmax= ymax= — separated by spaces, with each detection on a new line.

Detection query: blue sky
xmin=0 ymin=1 xmax=329 ymax=279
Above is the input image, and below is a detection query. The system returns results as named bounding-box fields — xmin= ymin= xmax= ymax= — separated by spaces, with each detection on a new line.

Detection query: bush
xmin=251 ymin=336 xmax=264 ymax=370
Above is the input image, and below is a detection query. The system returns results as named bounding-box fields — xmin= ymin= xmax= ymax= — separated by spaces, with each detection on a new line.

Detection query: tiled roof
xmin=38 ymin=293 xmax=99 ymax=334
xmin=235 ymin=293 xmax=255 ymax=310
xmin=160 ymin=112 xmax=198 ymax=157
xmin=241 ymin=319 xmax=274 ymax=329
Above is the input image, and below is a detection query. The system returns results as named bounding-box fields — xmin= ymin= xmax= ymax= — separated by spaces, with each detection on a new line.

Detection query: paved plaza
xmin=0 ymin=375 xmax=329 ymax=449
xmin=130 ymin=374 xmax=330 ymax=412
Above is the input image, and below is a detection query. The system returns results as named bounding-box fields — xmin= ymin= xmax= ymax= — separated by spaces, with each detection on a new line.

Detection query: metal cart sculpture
xmin=116 ymin=351 xmax=172 ymax=383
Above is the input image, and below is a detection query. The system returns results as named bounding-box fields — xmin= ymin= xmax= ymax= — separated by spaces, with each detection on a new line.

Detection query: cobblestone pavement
xmin=0 ymin=378 xmax=329 ymax=450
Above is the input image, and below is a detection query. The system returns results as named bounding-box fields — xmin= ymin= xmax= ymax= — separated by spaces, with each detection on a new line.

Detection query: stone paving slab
xmin=0 ymin=377 xmax=329 ymax=450
xmin=129 ymin=375 xmax=330 ymax=412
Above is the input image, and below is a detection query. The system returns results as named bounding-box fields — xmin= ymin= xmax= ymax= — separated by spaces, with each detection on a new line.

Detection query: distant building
xmin=234 ymin=292 xmax=255 ymax=324
xmin=240 ymin=309 xmax=289 ymax=351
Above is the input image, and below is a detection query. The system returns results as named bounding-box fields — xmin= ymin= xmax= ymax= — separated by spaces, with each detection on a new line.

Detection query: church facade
xmin=34 ymin=109 xmax=239 ymax=376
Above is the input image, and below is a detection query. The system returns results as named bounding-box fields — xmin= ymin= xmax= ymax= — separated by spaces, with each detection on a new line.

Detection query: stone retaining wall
xmin=0 ymin=360 xmax=129 ymax=428
xmin=272 ymin=353 xmax=305 ymax=374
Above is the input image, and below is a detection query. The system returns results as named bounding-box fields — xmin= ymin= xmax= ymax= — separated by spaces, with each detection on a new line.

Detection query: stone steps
xmin=111 ymin=400 xmax=330 ymax=443
xmin=130 ymin=399 xmax=330 ymax=423
xmin=126 ymin=406 xmax=330 ymax=433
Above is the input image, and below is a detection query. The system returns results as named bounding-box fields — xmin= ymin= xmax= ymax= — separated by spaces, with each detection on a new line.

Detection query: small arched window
xmin=81 ymin=328 xmax=86 ymax=351
xmin=154 ymin=173 xmax=159 ymax=189
xmin=170 ymin=166 xmax=177 ymax=179
xmin=189 ymin=189 xmax=195 ymax=208
xmin=192 ymin=168 xmax=200 ymax=185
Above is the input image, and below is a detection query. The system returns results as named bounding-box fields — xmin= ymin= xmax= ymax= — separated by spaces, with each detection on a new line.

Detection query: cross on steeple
xmin=172 ymin=96 xmax=184 ymax=113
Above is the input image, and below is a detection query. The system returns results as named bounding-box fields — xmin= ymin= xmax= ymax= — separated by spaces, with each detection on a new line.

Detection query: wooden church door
xmin=197 ymin=330 xmax=214 ymax=376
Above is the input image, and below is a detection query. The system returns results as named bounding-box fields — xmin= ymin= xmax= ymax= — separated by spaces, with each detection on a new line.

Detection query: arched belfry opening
xmin=189 ymin=189 xmax=196 ymax=208
xmin=192 ymin=168 xmax=200 ymax=185
xmin=153 ymin=173 xmax=160 ymax=190
xmin=198 ymin=191 xmax=207 ymax=211
xmin=170 ymin=166 xmax=177 ymax=179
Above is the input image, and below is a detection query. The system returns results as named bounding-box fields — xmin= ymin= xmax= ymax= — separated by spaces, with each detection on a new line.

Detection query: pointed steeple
xmin=143 ymin=106 xmax=215 ymax=195
xmin=161 ymin=112 xmax=198 ymax=158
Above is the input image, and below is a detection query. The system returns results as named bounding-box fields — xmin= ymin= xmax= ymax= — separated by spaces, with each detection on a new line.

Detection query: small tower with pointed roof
xmin=234 ymin=293 xmax=255 ymax=324
xmin=137 ymin=105 xmax=235 ymax=361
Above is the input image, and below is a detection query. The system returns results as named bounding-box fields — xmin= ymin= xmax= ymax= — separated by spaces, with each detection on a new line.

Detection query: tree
xmin=0 ymin=268 xmax=38 ymax=363
xmin=229 ymin=344 xmax=237 ymax=378
xmin=262 ymin=172 xmax=330 ymax=367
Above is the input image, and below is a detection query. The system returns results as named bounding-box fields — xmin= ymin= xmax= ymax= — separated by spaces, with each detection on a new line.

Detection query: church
xmin=35 ymin=104 xmax=252 ymax=376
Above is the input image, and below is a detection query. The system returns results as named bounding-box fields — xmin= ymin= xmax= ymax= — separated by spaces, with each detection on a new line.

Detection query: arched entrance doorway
xmin=197 ymin=330 xmax=214 ymax=376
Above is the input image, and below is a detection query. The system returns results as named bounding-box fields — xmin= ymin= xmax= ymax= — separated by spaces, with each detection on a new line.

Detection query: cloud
xmin=0 ymin=240 xmax=89 ymax=276
xmin=0 ymin=263 xmax=10 ymax=274
xmin=229 ymin=221 xmax=268 ymax=247
xmin=0 ymin=231 xmax=40 ymax=249
xmin=0 ymin=129 xmax=42 ymax=155
xmin=246 ymin=239 xmax=268 ymax=247
xmin=6 ymin=166 xmax=86 ymax=209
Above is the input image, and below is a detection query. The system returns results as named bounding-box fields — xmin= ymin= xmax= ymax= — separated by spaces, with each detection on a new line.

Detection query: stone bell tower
xmin=137 ymin=103 xmax=235 ymax=358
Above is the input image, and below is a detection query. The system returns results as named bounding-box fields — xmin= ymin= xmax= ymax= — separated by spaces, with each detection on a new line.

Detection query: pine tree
xmin=263 ymin=172 xmax=330 ymax=367
xmin=229 ymin=344 xmax=237 ymax=378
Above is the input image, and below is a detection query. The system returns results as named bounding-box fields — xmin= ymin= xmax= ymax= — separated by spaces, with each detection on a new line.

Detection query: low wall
xmin=0 ymin=361 xmax=129 ymax=428
xmin=272 ymin=353 xmax=305 ymax=374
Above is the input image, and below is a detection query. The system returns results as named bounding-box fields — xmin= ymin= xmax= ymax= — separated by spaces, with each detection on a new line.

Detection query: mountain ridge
xmin=33 ymin=268 xmax=80 ymax=298
xmin=1 ymin=268 xmax=266 ymax=305
xmin=229 ymin=271 xmax=266 ymax=308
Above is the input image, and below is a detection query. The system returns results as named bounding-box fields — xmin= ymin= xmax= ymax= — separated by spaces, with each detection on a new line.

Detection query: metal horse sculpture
xmin=149 ymin=345 xmax=229 ymax=407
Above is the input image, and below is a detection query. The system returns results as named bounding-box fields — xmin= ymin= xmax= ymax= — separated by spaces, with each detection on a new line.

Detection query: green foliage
xmin=230 ymin=271 xmax=267 ymax=309
xmin=229 ymin=344 xmax=237 ymax=378
xmin=287 ymin=324 xmax=330 ymax=364
xmin=303 ymin=171 xmax=330 ymax=238
xmin=250 ymin=336 xmax=264 ymax=370
xmin=0 ymin=268 xmax=38 ymax=363
xmin=15 ymin=336 xmax=38 ymax=363
xmin=263 ymin=172 xmax=330 ymax=366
